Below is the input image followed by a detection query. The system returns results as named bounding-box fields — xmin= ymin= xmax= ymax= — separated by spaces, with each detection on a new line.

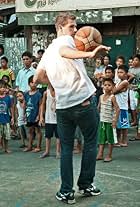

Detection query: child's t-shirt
xmin=136 ymin=84 xmax=140 ymax=97
xmin=24 ymin=91 xmax=42 ymax=123
xmin=0 ymin=95 xmax=12 ymax=124
xmin=0 ymin=68 xmax=15 ymax=86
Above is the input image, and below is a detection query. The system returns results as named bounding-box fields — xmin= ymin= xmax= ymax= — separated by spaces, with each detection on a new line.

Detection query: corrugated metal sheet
xmin=0 ymin=34 xmax=4 ymax=45
xmin=0 ymin=4 xmax=15 ymax=10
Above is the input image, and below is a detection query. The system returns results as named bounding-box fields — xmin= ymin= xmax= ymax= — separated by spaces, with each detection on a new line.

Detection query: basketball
xmin=74 ymin=26 xmax=102 ymax=52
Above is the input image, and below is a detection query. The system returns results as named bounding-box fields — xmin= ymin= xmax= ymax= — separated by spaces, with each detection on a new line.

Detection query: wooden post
xmin=135 ymin=17 xmax=140 ymax=53
xmin=24 ymin=26 xmax=32 ymax=52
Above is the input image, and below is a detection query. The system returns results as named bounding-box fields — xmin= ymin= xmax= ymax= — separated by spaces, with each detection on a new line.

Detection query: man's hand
xmin=89 ymin=45 xmax=111 ymax=58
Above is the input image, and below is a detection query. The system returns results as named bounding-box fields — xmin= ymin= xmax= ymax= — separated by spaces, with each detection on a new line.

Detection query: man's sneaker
xmin=55 ymin=190 xmax=76 ymax=204
xmin=79 ymin=184 xmax=101 ymax=197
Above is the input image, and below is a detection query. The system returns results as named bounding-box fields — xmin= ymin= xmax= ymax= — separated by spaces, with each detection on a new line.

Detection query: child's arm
xmin=113 ymin=80 xmax=129 ymax=95
xmin=136 ymin=98 xmax=140 ymax=113
xmin=14 ymin=105 xmax=18 ymax=127
xmin=127 ymin=72 xmax=135 ymax=83
xmin=97 ymin=96 xmax=101 ymax=112
xmin=10 ymin=102 xmax=15 ymax=126
xmin=111 ymin=95 xmax=120 ymax=128
xmin=39 ymin=91 xmax=47 ymax=126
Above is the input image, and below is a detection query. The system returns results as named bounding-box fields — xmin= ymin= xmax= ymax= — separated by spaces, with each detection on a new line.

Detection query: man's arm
xmin=59 ymin=45 xmax=111 ymax=59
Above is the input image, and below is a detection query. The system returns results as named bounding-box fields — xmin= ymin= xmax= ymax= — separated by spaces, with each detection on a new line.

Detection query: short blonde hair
xmin=55 ymin=12 xmax=76 ymax=31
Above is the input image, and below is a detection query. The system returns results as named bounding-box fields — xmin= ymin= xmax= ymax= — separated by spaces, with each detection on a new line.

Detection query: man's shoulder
xmin=55 ymin=35 xmax=75 ymax=47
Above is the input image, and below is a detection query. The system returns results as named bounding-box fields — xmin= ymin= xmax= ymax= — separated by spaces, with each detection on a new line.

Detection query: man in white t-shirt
xmin=34 ymin=12 xmax=111 ymax=204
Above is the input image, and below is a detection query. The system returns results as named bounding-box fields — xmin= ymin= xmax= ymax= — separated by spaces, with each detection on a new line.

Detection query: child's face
xmin=133 ymin=57 xmax=140 ymax=68
xmin=17 ymin=92 xmax=24 ymax=102
xmin=105 ymin=70 xmax=114 ymax=79
xmin=29 ymin=81 xmax=37 ymax=90
xmin=37 ymin=52 xmax=43 ymax=60
xmin=128 ymin=59 xmax=133 ymax=68
xmin=103 ymin=81 xmax=113 ymax=93
xmin=22 ymin=56 xmax=32 ymax=68
xmin=4 ymin=87 xmax=9 ymax=94
xmin=117 ymin=69 xmax=127 ymax=79
xmin=95 ymin=58 xmax=102 ymax=67
xmin=116 ymin=58 xmax=124 ymax=67
xmin=0 ymin=86 xmax=6 ymax=95
xmin=103 ymin=56 xmax=110 ymax=66
xmin=1 ymin=59 xmax=7 ymax=68
xmin=2 ymin=77 xmax=9 ymax=83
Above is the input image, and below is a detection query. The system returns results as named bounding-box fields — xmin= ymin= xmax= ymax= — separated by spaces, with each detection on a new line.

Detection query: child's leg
xmin=131 ymin=110 xmax=137 ymax=126
xmin=74 ymin=126 xmax=83 ymax=153
xmin=45 ymin=138 xmax=51 ymax=154
xmin=24 ymin=126 xmax=34 ymax=151
xmin=35 ymin=127 xmax=42 ymax=149
xmin=73 ymin=139 xmax=82 ymax=154
xmin=121 ymin=129 xmax=128 ymax=146
xmin=40 ymin=138 xmax=51 ymax=158
xmin=96 ymin=144 xmax=104 ymax=160
xmin=3 ymin=124 xmax=11 ymax=153
xmin=104 ymin=144 xmax=113 ymax=162
xmin=116 ymin=129 xmax=122 ymax=145
xmin=0 ymin=137 xmax=3 ymax=149
xmin=19 ymin=126 xmax=26 ymax=146
xmin=56 ymin=138 xmax=61 ymax=158
xmin=3 ymin=139 xmax=11 ymax=153
xmin=137 ymin=115 xmax=140 ymax=139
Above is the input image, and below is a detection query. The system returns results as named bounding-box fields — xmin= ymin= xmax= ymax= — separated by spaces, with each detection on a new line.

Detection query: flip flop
xmin=32 ymin=148 xmax=41 ymax=153
xmin=40 ymin=152 xmax=50 ymax=158
xmin=120 ymin=143 xmax=128 ymax=147
xmin=129 ymin=137 xmax=140 ymax=141
xmin=96 ymin=156 xmax=103 ymax=161
xmin=104 ymin=157 xmax=112 ymax=162
xmin=23 ymin=148 xmax=32 ymax=152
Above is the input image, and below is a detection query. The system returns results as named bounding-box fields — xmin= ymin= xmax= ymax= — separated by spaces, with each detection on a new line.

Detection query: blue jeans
xmin=56 ymin=99 xmax=99 ymax=193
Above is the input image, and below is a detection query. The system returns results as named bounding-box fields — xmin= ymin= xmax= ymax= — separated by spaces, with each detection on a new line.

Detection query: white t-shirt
xmin=37 ymin=35 xmax=96 ymax=109
xmin=115 ymin=80 xmax=129 ymax=110
xmin=45 ymin=89 xmax=57 ymax=124
xmin=16 ymin=101 xmax=26 ymax=126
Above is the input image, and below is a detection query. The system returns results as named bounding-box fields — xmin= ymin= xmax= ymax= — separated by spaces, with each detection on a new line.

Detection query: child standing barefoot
xmin=97 ymin=78 xmax=120 ymax=162
xmin=16 ymin=91 xmax=27 ymax=148
xmin=0 ymin=80 xmax=14 ymax=153
xmin=24 ymin=75 xmax=42 ymax=152
xmin=39 ymin=84 xmax=60 ymax=158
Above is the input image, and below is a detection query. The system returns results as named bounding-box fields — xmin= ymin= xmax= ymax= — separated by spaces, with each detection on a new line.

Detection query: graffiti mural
xmin=32 ymin=28 xmax=56 ymax=55
xmin=4 ymin=38 xmax=27 ymax=75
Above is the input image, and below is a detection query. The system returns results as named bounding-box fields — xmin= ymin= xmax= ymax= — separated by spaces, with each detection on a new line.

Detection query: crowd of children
xmin=0 ymin=48 xmax=140 ymax=162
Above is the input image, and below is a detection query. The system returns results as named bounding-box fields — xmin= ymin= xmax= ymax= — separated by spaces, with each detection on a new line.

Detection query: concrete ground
xmin=0 ymin=127 xmax=140 ymax=207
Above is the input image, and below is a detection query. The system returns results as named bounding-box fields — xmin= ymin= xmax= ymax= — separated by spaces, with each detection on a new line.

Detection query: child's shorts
xmin=26 ymin=122 xmax=40 ymax=127
xmin=117 ymin=109 xmax=130 ymax=129
xmin=45 ymin=123 xmax=59 ymax=139
xmin=98 ymin=122 xmax=115 ymax=144
xmin=0 ymin=123 xmax=11 ymax=140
